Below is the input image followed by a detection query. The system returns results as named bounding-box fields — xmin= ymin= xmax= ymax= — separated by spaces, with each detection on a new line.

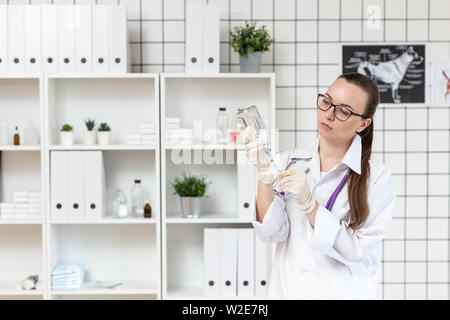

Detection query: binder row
xmin=51 ymin=151 xmax=105 ymax=221
xmin=0 ymin=5 xmax=129 ymax=75
xmin=203 ymin=228 xmax=271 ymax=297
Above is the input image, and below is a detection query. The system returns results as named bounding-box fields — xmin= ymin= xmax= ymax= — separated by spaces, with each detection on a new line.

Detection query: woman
xmin=240 ymin=72 xmax=396 ymax=299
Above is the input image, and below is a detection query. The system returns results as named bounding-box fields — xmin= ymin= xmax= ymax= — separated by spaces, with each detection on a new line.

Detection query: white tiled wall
xmin=3 ymin=0 xmax=449 ymax=300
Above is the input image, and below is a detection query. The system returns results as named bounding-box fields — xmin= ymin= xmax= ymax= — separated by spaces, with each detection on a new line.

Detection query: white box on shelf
xmin=84 ymin=151 xmax=105 ymax=220
xmin=58 ymin=5 xmax=76 ymax=74
xmin=109 ymin=5 xmax=128 ymax=74
xmin=254 ymin=233 xmax=271 ymax=297
xmin=67 ymin=151 xmax=85 ymax=220
xmin=202 ymin=0 xmax=220 ymax=74
xmin=7 ymin=5 xmax=25 ymax=74
xmin=220 ymin=228 xmax=237 ymax=297
xmin=24 ymin=5 xmax=42 ymax=74
xmin=74 ymin=5 xmax=92 ymax=74
xmin=237 ymin=228 xmax=255 ymax=297
xmin=41 ymin=5 xmax=59 ymax=73
xmin=51 ymin=151 xmax=68 ymax=221
xmin=237 ymin=150 xmax=256 ymax=219
xmin=203 ymin=228 xmax=221 ymax=297
xmin=185 ymin=0 xmax=203 ymax=73
xmin=0 ymin=6 xmax=7 ymax=74
xmin=92 ymin=5 xmax=110 ymax=74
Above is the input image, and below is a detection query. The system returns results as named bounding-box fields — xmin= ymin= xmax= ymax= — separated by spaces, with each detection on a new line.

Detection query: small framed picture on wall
xmin=339 ymin=43 xmax=427 ymax=105
xmin=431 ymin=61 xmax=450 ymax=107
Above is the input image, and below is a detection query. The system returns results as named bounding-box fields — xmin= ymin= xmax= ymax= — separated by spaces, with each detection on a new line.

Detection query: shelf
xmin=0 ymin=281 xmax=43 ymax=296
xmin=46 ymin=73 xmax=158 ymax=80
xmin=50 ymin=217 xmax=156 ymax=225
xmin=166 ymin=212 xmax=252 ymax=224
xmin=51 ymin=279 xmax=157 ymax=296
xmin=0 ymin=146 xmax=41 ymax=151
xmin=0 ymin=220 xmax=42 ymax=225
xmin=165 ymin=144 xmax=244 ymax=150
xmin=49 ymin=144 xmax=156 ymax=151
xmin=162 ymin=73 xmax=275 ymax=79
xmin=166 ymin=287 xmax=264 ymax=300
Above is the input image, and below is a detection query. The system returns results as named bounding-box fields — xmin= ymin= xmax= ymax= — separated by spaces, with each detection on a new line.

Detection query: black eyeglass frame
xmin=317 ymin=93 xmax=367 ymax=121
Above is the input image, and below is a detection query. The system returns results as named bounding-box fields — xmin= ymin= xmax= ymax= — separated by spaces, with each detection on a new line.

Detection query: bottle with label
xmin=216 ymin=107 xmax=229 ymax=144
xmin=144 ymin=201 xmax=152 ymax=218
xmin=112 ymin=189 xmax=128 ymax=218
xmin=131 ymin=180 xmax=144 ymax=217
xmin=13 ymin=126 xmax=20 ymax=145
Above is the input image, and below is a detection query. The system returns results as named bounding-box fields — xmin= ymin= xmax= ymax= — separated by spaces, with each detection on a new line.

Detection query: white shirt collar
xmin=292 ymin=133 xmax=362 ymax=177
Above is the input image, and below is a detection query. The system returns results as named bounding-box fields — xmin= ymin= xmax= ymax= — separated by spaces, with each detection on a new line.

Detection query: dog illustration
xmin=442 ymin=71 xmax=450 ymax=99
xmin=357 ymin=46 xmax=424 ymax=103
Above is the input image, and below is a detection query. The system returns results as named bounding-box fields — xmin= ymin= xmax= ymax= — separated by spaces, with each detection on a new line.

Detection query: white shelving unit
xmin=0 ymin=72 xmax=276 ymax=300
xmin=160 ymin=73 xmax=276 ymax=300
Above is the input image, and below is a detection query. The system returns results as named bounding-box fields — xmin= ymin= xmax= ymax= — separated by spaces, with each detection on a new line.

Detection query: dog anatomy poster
xmin=341 ymin=44 xmax=426 ymax=104
xmin=432 ymin=62 xmax=450 ymax=106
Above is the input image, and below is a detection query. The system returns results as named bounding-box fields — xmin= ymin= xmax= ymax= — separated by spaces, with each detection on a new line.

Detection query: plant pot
xmin=239 ymin=51 xmax=262 ymax=73
xmin=179 ymin=196 xmax=203 ymax=219
xmin=60 ymin=131 xmax=74 ymax=146
xmin=84 ymin=131 xmax=97 ymax=145
xmin=97 ymin=131 xmax=111 ymax=146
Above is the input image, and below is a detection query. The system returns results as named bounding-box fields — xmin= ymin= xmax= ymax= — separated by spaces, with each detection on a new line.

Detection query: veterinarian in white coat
xmin=240 ymin=72 xmax=396 ymax=299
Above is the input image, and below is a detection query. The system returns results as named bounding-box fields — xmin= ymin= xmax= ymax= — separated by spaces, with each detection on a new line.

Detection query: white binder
xmin=220 ymin=228 xmax=237 ymax=297
xmin=109 ymin=5 xmax=127 ymax=74
xmin=237 ymin=229 xmax=255 ymax=297
xmin=185 ymin=0 xmax=203 ymax=73
xmin=74 ymin=5 xmax=92 ymax=74
xmin=237 ymin=150 xmax=256 ymax=219
xmin=84 ymin=151 xmax=105 ymax=220
xmin=7 ymin=5 xmax=25 ymax=74
xmin=0 ymin=6 xmax=7 ymax=74
xmin=203 ymin=228 xmax=221 ymax=296
xmin=67 ymin=152 xmax=85 ymax=220
xmin=58 ymin=5 xmax=75 ymax=74
xmin=202 ymin=0 xmax=220 ymax=74
xmin=92 ymin=5 xmax=110 ymax=74
xmin=254 ymin=234 xmax=272 ymax=297
xmin=50 ymin=152 xmax=68 ymax=221
xmin=41 ymin=5 xmax=58 ymax=74
xmin=24 ymin=5 xmax=41 ymax=74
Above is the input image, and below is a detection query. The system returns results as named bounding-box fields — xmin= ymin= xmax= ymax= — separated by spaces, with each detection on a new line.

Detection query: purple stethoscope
xmin=273 ymin=158 xmax=351 ymax=211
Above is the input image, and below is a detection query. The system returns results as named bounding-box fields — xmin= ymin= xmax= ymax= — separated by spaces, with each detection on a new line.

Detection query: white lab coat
xmin=251 ymin=134 xmax=396 ymax=300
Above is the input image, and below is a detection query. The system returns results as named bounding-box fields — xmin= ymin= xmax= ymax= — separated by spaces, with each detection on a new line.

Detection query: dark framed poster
xmin=340 ymin=43 xmax=427 ymax=105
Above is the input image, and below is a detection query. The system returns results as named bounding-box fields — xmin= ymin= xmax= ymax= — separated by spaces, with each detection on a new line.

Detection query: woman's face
xmin=317 ymin=78 xmax=372 ymax=142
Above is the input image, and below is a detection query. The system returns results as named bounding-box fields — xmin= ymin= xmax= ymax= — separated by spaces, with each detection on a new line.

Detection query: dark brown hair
xmin=337 ymin=72 xmax=380 ymax=231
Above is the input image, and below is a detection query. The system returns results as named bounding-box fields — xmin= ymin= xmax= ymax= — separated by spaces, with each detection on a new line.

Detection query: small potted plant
xmin=84 ymin=118 xmax=96 ymax=145
xmin=97 ymin=122 xmax=111 ymax=146
xmin=230 ymin=21 xmax=274 ymax=73
xmin=171 ymin=171 xmax=211 ymax=218
xmin=60 ymin=124 xmax=74 ymax=146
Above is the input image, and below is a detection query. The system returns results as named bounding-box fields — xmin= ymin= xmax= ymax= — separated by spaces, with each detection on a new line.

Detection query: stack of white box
xmin=127 ymin=123 xmax=156 ymax=146
xmin=165 ymin=118 xmax=194 ymax=147
xmin=0 ymin=191 xmax=42 ymax=220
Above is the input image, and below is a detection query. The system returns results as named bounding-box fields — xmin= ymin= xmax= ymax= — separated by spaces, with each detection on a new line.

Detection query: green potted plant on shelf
xmin=171 ymin=171 xmax=212 ymax=219
xmin=84 ymin=118 xmax=96 ymax=145
xmin=97 ymin=122 xmax=111 ymax=146
xmin=229 ymin=21 xmax=274 ymax=73
xmin=60 ymin=124 xmax=74 ymax=146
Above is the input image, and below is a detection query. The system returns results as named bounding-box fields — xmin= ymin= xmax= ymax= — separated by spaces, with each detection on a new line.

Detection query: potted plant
xmin=230 ymin=21 xmax=274 ymax=73
xmin=97 ymin=122 xmax=111 ymax=146
xmin=170 ymin=171 xmax=211 ymax=218
xmin=60 ymin=124 xmax=74 ymax=146
xmin=84 ymin=118 xmax=96 ymax=145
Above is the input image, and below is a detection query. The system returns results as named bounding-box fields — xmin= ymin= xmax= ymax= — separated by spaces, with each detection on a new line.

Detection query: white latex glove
xmin=276 ymin=169 xmax=317 ymax=214
xmin=238 ymin=124 xmax=274 ymax=185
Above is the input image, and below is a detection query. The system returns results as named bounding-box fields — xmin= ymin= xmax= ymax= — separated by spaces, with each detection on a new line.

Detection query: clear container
xmin=112 ymin=189 xmax=128 ymax=218
xmin=216 ymin=107 xmax=229 ymax=144
xmin=131 ymin=179 xmax=144 ymax=217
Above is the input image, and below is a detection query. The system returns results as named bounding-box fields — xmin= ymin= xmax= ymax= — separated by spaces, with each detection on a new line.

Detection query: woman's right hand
xmin=238 ymin=124 xmax=274 ymax=185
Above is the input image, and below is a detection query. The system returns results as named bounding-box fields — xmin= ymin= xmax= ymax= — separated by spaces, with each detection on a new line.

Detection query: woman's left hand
xmin=276 ymin=170 xmax=317 ymax=215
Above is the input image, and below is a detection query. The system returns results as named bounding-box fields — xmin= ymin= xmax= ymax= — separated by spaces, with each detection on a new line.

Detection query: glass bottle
xmin=144 ymin=201 xmax=152 ymax=218
xmin=216 ymin=107 xmax=229 ymax=144
xmin=131 ymin=180 xmax=144 ymax=217
xmin=112 ymin=189 xmax=128 ymax=218
xmin=13 ymin=126 xmax=20 ymax=146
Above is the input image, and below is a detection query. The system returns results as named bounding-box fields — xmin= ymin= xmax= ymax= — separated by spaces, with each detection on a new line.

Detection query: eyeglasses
xmin=317 ymin=93 xmax=366 ymax=121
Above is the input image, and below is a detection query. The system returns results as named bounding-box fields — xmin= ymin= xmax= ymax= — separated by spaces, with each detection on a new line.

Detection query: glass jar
xmin=216 ymin=107 xmax=229 ymax=144
xmin=131 ymin=180 xmax=144 ymax=217
xmin=112 ymin=189 xmax=128 ymax=218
